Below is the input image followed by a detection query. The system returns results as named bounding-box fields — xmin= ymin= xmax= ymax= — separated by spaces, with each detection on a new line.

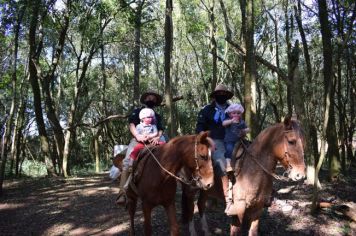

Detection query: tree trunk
xmin=28 ymin=0 xmax=56 ymax=177
xmin=312 ymin=0 xmax=338 ymax=212
xmin=0 ymin=2 xmax=27 ymax=194
xmin=209 ymin=0 xmax=218 ymax=91
xmin=266 ymin=9 xmax=283 ymax=121
xmin=164 ymin=0 xmax=176 ymax=138
xmin=42 ymin=10 xmax=69 ymax=175
xmin=295 ymin=3 xmax=315 ymax=154
xmin=316 ymin=0 xmax=340 ymax=180
xmin=243 ymin=0 xmax=257 ymax=137
xmin=94 ymin=136 xmax=100 ymax=173
xmin=133 ymin=1 xmax=143 ymax=105
xmin=294 ymin=1 xmax=319 ymax=172
xmin=10 ymin=77 xmax=27 ymax=176
xmin=284 ymin=0 xmax=293 ymax=115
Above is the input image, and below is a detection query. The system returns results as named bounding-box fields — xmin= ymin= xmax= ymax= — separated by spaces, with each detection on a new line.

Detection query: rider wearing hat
xmin=196 ymin=84 xmax=234 ymax=213
xmin=116 ymin=91 xmax=165 ymax=204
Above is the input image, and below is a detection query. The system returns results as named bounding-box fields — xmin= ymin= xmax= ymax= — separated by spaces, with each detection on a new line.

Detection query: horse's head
xmin=276 ymin=116 xmax=306 ymax=181
xmin=187 ymin=131 xmax=215 ymax=190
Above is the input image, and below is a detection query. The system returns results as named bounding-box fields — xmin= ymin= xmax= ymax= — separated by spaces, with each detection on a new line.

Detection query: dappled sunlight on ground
xmin=0 ymin=202 xmax=26 ymax=210
xmin=0 ymin=170 xmax=355 ymax=235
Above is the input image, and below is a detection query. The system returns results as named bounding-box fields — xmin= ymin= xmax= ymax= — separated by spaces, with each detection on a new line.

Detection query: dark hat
xmin=209 ymin=84 xmax=234 ymax=99
xmin=140 ymin=91 xmax=163 ymax=106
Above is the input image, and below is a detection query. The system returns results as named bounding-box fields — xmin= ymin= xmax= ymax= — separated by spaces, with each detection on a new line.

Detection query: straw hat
xmin=209 ymin=84 xmax=234 ymax=99
xmin=140 ymin=91 xmax=163 ymax=106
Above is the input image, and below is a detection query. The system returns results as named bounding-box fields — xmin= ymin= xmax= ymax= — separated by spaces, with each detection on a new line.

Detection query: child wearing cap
xmin=222 ymin=103 xmax=250 ymax=172
xmin=129 ymin=108 xmax=165 ymax=161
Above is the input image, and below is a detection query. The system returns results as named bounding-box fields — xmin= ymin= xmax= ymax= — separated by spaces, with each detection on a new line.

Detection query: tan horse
xmin=125 ymin=131 xmax=215 ymax=236
xmin=182 ymin=117 xmax=306 ymax=236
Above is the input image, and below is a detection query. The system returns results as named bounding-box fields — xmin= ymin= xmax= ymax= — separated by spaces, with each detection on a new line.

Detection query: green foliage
xmin=19 ymin=159 xmax=48 ymax=177
xmin=0 ymin=73 xmax=11 ymax=90
xmin=71 ymin=160 xmax=111 ymax=176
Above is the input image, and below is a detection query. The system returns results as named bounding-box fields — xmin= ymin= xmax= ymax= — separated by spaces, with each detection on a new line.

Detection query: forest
xmin=0 ymin=0 xmax=355 ymax=235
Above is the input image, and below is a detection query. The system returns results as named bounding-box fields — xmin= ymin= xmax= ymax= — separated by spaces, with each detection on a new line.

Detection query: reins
xmin=240 ymin=135 xmax=290 ymax=182
xmin=142 ymin=137 xmax=204 ymax=186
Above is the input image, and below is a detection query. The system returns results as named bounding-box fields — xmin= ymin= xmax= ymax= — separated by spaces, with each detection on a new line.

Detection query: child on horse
xmin=130 ymin=108 xmax=165 ymax=161
xmin=222 ymin=103 xmax=249 ymax=213
xmin=222 ymin=103 xmax=250 ymax=172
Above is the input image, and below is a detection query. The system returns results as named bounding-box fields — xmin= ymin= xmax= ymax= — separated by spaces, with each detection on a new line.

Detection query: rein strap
xmin=143 ymin=143 xmax=197 ymax=186
xmin=241 ymin=141 xmax=290 ymax=182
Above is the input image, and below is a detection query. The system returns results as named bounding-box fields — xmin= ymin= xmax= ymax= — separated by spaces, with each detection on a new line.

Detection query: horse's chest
xmin=234 ymin=181 xmax=269 ymax=207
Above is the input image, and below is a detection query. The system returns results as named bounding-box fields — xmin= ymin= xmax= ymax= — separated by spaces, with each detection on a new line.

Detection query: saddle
xmin=129 ymin=145 xmax=157 ymax=195
xmin=231 ymin=138 xmax=251 ymax=178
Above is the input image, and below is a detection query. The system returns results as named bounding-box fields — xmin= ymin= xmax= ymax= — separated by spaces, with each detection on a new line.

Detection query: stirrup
xmin=116 ymin=192 xmax=126 ymax=205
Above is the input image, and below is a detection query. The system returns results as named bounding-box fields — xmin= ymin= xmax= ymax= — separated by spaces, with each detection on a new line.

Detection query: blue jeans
xmin=212 ymin=139 xmax=226 ymax=177
xmin=224 ymin=141 xmax=236 ymax=160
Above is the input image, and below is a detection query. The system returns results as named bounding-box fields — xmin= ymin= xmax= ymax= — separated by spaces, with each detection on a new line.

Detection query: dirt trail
xmin=0 ymin=171 xmax=355 ymax=235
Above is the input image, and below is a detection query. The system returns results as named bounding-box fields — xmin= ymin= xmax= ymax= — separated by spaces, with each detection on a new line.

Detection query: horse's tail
xmin=181 ymin=184 xmax=196 ymax=224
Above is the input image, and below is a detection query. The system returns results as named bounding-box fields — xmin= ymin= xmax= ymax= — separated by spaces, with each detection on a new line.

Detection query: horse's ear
xmin=198 ymin=131 xmax=209 ymax=142
xmin=283 ymin=115 xmax=292 ymax=129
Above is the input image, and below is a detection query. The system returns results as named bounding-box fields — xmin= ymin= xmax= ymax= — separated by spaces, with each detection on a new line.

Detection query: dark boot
xmin=116 ymin=169 xmax=130 ymax=205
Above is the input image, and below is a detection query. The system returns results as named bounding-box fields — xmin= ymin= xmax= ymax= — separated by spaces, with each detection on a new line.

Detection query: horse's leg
xmin=230 ymin=216 xmax=242 ymax=236
xmin=197 ymin=191 xmax=210 ymax=236
xmin=127 ymin=197 xmax=137 ymax=236
xmin=142 ymin=202 xmax=153 ymax=236
xmin=164 ymin=202 xmax=179 ymax=236
xmin=181 ymin=184 xmax=197 ymax=236
xmin=188 ymin=220 xmax=197 ymax=236
xmin=248 ymin=218 xmax=259 ymax=236
xmin=248 ymin=209 xmax=263 ymax=236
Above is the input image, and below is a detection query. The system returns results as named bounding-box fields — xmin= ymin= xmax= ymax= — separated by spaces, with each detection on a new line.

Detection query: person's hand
xmin=240 ymin=128 xmax=250 ymax=137
xmin=149 ymin=136 xmax=160 ymax=145
xmin=135 ymin=134 xmax=147 ymax=142
xmin=232 ymin=117 xmax=239 ymax=123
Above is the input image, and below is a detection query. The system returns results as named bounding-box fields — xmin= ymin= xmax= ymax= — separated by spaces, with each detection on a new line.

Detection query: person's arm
xmin=196 ymin=106 xmax=208 ymax=134
xmin=222 ymin=119 xmax=233 ymax=127
xmin=148 ymin=125 xmax=161 ymax=145
xmin=147 ymin=125 xmax=159 ymax=139
xmin=129 ymin=123 xmax=146 ymax=142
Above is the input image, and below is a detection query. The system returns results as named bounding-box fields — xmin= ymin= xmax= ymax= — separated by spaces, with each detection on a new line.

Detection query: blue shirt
xmin=196 ymin=102 xmax=229 ymax=140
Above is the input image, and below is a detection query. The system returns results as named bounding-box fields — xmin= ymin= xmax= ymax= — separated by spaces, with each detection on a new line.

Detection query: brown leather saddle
xmin=231 ymin=139 xmax=251 ymax=177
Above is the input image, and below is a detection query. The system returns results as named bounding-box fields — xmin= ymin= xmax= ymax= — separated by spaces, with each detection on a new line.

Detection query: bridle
xmin=240 ymin=128 xmax=299 ymax=182
xmin=188 ymin=137 xmax=212 ymax=187
xmin=143 ymin=137 xmax=212 ymax=187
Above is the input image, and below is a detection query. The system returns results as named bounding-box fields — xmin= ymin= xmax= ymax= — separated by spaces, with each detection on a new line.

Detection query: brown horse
xmin=182 ymin=117 xmax=306 ymax=236
xmin=125 ymin=131 xmax=215 ymax=236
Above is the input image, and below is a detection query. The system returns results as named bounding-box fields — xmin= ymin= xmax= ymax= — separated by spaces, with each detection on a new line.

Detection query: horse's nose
xmin=294 ymin=173 xmax=305 ymax=181
xmin=295 ymin=174 xmax=301 ymax=180
xmin=204 ymin=183 xmax=213 ymax=190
